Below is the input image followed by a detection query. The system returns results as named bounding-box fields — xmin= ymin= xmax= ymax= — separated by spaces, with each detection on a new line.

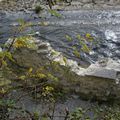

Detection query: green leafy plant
xmin=65 ymin=35 xmax=72 ymax=41
xmin=73 ymin=49 xmax=80 ymax=58
xmin=33 ymin=111 xmax=39 ymax=120
xmin=48 ymin=9 xmax=62 ymax=17
xmin=13 ymin=36 xmax=36 ymax=49
xmin=69 ymin=107 xmax=85 ymax=120
xmin=35 ymin=5 xmax=43 ymax=14
xmin=0 ymin=99 xmax=15 ymax=108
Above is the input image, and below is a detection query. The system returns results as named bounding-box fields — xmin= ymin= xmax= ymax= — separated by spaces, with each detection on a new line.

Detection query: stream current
xmin=0 ymin=10 xmax=120 ymax=66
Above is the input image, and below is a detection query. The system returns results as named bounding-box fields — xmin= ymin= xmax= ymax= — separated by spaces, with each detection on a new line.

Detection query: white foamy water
xmin=105 ymin=29 xmax=118 ymax=42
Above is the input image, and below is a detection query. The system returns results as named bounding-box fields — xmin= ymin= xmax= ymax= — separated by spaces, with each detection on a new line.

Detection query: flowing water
xmin=0 ymin=10 xmax=120 ymax=66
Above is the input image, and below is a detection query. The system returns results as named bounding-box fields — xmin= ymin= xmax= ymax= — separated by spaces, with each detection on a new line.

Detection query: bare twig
xmin=64 ymin=107 xmax=69 ymax=120
xmin=51 ymin=101 xmax=56 ymax=120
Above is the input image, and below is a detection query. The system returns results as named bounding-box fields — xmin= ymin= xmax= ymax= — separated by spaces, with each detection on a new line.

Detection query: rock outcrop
xmin=5 ymin=37 xmax=120 ymax=101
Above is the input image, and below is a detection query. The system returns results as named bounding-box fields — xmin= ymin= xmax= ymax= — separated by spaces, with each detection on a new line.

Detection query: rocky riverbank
xmin=4 ymin=37 xmax=120 ymax=102
xmin=1 ymin=26 xmax=120 ymax=120
xmin=0 ymin=0 xmax=120 ymax=12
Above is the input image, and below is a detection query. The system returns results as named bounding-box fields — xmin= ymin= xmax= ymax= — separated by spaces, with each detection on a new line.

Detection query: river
xmin=0 ymin=9 xmax=120 ymax=66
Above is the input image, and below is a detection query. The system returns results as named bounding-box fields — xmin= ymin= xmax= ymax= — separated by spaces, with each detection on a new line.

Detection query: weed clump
xmin=35 ymin=6 xmax=43 ymax=14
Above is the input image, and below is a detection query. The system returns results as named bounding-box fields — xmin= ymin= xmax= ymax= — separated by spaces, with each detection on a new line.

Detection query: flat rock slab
xmin=85 ymin=59 xmax=120 ymax=80
xmin=85 ymin=67 xmax=117 ymax=80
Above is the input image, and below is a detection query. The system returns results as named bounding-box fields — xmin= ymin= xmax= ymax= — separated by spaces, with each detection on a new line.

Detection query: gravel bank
xmin=0 ymin=0 xmax=120 ymax=12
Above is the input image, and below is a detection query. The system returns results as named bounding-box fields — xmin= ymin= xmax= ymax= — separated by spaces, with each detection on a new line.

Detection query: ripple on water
xmin=0 ymin=10 xmax=120 ymax=65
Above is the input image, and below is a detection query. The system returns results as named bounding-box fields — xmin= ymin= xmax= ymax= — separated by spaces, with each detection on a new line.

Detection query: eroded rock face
xmin=6 ymin=37 xmax=120 ymax=101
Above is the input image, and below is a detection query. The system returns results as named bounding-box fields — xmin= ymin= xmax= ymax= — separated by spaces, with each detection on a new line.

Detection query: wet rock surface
xmin=8 ymin=89 xmax=97 ymax=120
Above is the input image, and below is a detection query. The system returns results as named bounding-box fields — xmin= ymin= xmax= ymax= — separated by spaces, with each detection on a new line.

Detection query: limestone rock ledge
xmin=6 ymin=37 xmax=120 ymax=101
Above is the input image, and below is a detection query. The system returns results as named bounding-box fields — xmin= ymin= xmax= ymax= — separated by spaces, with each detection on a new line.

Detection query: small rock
xmin=83 ymin=3 xmax=94 ymax=8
